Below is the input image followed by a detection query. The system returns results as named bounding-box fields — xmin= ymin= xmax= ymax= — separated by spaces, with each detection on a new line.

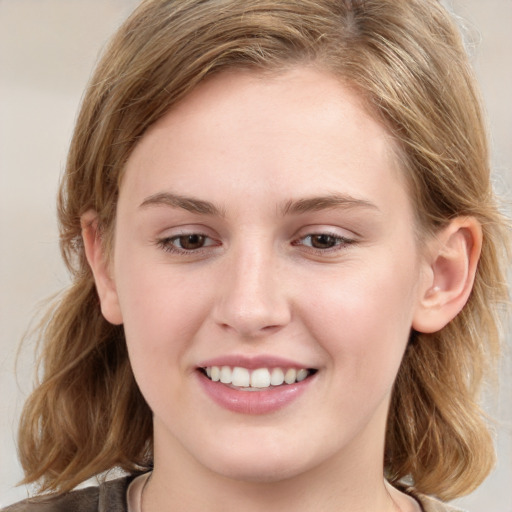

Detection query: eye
xmin=174 ymin=234 xmax=208 ymax=250
xmin=298 ymin=233 xmax=354 ymax=250
xmin=156 ymin=232 xmax=218 ymax=254
xmin=302 ymin=234 xmax=342 ymax=249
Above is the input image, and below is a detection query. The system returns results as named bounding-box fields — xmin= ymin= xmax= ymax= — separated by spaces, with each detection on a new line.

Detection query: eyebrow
xmin=139 ymin=191 xmax=379 ymax=217
xmin=139 ymin=192 xmax=224 ymax=216
xmin=280 ymin=194 xmax=380 ymax=216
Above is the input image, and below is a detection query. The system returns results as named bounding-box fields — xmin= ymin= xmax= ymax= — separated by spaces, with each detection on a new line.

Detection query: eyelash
xmin=156 ymin=233 xmax=218 ymax=255
xmin=292 ymin=232 xmax=356 ymax=254
xmin=155 ymin=231 xmax=356 ymax=256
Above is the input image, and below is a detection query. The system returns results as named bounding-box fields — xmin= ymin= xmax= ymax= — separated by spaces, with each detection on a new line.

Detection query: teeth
xmin=211 ymin=366 xmax=220 ymax=382
xmin=270 ymin=368 xmax=284 ymax=386
xmin=231 ymin=367 xmax=250 ymax=387
xmin=250 ymin=368 xmax=271 ymax=388
xmin=203 ymin=366 xmax=313 ymax=389
xmin=296 ymin=369 xmax=309 ymax=382
xmin=284 ymin=368 xmax=297 ymax=384
xmin=220 ymin=366 xmax=231 ymax=384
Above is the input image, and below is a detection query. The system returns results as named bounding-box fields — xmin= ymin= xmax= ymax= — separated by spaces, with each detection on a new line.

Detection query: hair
xmin=17 ymin=0 xmax=510 ymax=501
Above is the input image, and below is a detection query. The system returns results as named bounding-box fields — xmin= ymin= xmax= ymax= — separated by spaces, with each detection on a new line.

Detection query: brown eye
xmin=295 ymin=233 xmax=355 ymax=253
xmin=308 ymin=234 xmax=338 ymax=249
xmin=177 ymin=234 xmax=206 ymax=250
xmin=157 ymin=233 xmax=218 ymax=254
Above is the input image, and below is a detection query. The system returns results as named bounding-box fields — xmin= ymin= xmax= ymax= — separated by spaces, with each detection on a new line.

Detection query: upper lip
xmin=197 ymin=354 xmax=316 ymax=370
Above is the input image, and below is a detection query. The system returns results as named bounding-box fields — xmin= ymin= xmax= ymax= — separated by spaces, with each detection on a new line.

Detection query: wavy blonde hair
xmin=18 ymin=0 xmax=510 ymax=500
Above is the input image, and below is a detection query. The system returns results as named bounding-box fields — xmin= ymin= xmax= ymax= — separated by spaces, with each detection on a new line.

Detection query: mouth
xmin=199 ymin=366 xmax=318 ymax=391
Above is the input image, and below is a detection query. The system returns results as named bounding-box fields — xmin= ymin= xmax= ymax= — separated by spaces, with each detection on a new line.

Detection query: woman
xmin=3 ymin=1 xmax=510 ymax=511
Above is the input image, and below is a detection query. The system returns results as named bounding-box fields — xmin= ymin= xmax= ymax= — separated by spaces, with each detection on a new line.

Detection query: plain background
xmin=0 ymin=0 xmax=510 ymax=509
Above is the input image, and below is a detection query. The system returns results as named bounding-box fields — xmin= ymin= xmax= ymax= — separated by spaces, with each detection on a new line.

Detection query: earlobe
xmin=412 ymin=217 xmax=482 ymax=334
xmin=81 ymin=210 xmax=123 ymax=325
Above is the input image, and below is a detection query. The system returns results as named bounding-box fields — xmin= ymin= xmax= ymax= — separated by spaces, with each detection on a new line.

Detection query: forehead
xmin=119 ymin=66 xmax=411 ymax=220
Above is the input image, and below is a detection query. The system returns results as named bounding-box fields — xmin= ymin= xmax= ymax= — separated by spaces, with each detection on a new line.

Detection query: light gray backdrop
xmin=1 ymin=0 xmax=510 ymax=509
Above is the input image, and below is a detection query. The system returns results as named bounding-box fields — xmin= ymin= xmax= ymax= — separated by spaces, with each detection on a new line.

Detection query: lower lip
xmin=196 ymin=371 xmax=314 ymax=415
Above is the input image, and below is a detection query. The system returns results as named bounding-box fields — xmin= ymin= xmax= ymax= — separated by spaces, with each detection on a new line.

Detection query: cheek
xmin=115 ymin=249 xmax=208 ymax=332
xmin=302 ymin=253 xmax=419 ymax=380
xmin=112 ymin=256 xmax=212 ymax=388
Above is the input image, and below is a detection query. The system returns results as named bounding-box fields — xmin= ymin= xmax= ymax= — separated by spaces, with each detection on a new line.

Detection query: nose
xmin=213 ymin=243 xmax=292 ymax=338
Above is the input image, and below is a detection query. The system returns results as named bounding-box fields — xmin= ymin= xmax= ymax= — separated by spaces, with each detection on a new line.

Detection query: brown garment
xmin=1 ymin=476 xmax=466 ymax=512
xmin=1 ymin=477 xmax=131 ymax=512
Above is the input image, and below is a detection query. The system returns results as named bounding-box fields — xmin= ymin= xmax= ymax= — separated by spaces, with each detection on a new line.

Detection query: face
xmin=97 ymin=67 xmax=432 ymax=482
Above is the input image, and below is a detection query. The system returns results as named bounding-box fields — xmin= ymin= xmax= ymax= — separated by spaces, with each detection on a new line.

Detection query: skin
xmin=83 ymin=67 xmax=481 ymax=512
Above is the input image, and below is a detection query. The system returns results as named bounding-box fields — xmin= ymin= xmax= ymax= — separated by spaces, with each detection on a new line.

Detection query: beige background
xmin=0 ymin=0 xmax=510 ymax=509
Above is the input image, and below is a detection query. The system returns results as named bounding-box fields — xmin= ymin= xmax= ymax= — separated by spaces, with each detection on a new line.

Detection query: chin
xmin=195 ymin=441 xmax=320 ymax=484
xmin=212 ymin=460 xmax=307 ymax=484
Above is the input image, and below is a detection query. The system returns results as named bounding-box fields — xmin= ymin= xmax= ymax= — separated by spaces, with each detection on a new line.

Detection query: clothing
xmin=126 ymin=472 xmax=149 ymax=512
xmin=1 ymin=475 xmax=466 ymax=512
xmin=0 ymin=477 xmax=133 ymax=512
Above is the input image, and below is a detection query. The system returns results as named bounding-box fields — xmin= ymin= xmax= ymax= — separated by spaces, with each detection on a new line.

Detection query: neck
xmin=145 ymin=470 xmax=396 ymax=512
xmin=144 ymin=428 xmax=408 ymax=512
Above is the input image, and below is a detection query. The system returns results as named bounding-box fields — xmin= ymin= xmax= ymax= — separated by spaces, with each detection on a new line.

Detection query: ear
xmin=412 ymin=217 xmax=482 ymax=334
xmin=81 ymin=210 xmax=123 ymax=325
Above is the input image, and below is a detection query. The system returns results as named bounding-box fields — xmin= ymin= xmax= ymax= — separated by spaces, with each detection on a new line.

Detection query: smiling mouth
xmin=200 ymin=366 xmax=318 ymax=391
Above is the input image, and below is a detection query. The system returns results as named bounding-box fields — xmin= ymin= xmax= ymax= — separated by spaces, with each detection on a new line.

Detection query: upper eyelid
xmin=293 ymin=225 xmax=359 ymax=240
xmin=161 ymin=232 xmax=217 ymax=244
xmin=156 ymin=224 xmax=218 ymax=238
xmin=299 ymin=233 xmax=353 ymax=241
xmin=155 ymin=227 xmax=356 ymax=240
xmin=154 ymin=225 xmax=358 ymax=244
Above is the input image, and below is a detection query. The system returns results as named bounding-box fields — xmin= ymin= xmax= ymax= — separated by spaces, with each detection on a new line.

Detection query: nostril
xmin=217 ymin=318 xmax=288 ymax=338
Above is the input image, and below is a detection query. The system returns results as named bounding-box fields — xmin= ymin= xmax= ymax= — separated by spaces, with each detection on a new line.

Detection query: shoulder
xmin=1 ymin=476 xmax=132 ymax=512
xmin=412 ymin=491 xmax=467 ymax=512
